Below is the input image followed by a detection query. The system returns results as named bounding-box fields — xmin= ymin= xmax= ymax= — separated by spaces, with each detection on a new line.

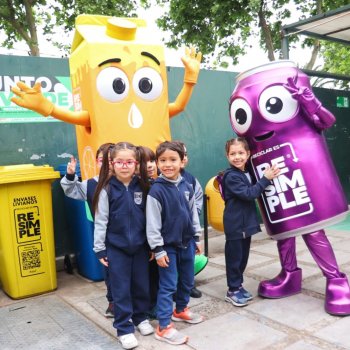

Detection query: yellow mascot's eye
xmin=96 ymin=67 xmax=130 ymax=102
xmin=133 ymin=67 xmax=163 ymax=101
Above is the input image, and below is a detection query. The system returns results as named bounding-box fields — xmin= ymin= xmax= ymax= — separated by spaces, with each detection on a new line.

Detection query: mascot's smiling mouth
xmin=254 ymin=131 xmax=274 ymax=142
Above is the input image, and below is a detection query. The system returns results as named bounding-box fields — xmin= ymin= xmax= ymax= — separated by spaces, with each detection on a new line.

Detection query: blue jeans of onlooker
xmin=157 ymin=239 xmax=195 ymax=328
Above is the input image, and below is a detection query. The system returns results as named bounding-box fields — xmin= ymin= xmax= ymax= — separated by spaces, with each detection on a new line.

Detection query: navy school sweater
xmin=222 ymin=166 xmax=271 ymax=240
xmin=93 ymin=175 xmax=146 ymax=258
xmin=146 ymin=174 xmax=201 ymax=258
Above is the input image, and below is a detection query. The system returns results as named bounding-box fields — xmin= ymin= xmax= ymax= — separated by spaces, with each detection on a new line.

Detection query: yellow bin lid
xmin=0 ymin=164 xmax=60 ymax=184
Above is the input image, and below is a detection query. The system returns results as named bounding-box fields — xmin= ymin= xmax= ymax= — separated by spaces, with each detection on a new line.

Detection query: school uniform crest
xmin=184 ymin=191 xmax=190 ymax=201
xmin=134 ymin=192 xmax=143 ymax=205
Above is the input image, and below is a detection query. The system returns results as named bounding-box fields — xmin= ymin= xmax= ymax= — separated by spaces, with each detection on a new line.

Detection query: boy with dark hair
xmin=146 ymin=141 xmax=204 ymax=345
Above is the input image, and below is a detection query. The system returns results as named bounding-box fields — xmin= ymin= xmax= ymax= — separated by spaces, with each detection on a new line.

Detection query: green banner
xmin=0 ymin=75 xmax=73 ymax=123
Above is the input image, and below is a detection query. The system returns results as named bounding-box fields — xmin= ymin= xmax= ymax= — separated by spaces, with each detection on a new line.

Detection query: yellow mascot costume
xmin=11 ymin=15 xmax=201 ymax=179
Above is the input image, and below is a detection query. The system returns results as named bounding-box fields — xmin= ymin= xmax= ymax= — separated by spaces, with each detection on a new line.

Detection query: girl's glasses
xmin=113 ymin=160 xmax=138 ymax=168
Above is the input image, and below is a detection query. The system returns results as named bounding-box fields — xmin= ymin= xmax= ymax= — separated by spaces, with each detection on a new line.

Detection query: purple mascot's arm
xmin=284 ymin=77 xmax=335 ymax=131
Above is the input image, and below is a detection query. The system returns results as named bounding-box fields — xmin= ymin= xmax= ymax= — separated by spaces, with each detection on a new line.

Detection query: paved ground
xmin=1 ymin=224 xmax=350 ymax=350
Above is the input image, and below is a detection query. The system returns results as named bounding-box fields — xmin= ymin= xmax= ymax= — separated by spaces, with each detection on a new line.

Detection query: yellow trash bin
xmin=205 ymin=176 xmax=225 ymax=232
xmin=0 ymin=164 xmax=60 ymax=299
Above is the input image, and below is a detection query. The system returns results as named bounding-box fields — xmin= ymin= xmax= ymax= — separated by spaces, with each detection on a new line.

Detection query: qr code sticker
xmin=21 ymin=248 xmax=41 ymax=270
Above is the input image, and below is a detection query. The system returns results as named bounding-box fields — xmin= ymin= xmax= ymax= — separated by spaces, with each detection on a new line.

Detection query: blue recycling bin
xmin=58 ymin=164 xmax=103 ymax=281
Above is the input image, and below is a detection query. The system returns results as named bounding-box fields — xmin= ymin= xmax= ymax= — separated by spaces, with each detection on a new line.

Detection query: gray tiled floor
xmin=1 ymin=225 xmax=350 ymax=349
xmin=0 ymin=295 xmax=119 ymax=350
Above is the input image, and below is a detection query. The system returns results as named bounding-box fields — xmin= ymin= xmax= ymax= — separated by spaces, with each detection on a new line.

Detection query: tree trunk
xmin=305 ymin=40 xmax=320 ymax=70
xmin=5 ymin=0 xmax=40 ymax=56
xmin=29 ymin=44 xmax=40 ymax=56
xmin=258 ymin=0 xmax=275 ymax=61
xmin=24 ymin=0 xmax=40 ymax=56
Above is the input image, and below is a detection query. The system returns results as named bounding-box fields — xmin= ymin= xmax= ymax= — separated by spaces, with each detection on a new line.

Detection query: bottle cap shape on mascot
xmin=69 ymin=15 xmax=170 ymax=179
xmin=229 ymin=60 xmax=348 ymax=240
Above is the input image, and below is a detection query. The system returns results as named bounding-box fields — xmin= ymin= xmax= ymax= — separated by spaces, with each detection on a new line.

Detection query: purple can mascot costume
xmin=229 ymin=60 xmax=350 ymax=315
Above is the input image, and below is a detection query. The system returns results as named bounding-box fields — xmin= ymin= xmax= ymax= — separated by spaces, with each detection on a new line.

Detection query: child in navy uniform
xmin=143 ymin=146 xmax=158 ymax=182
xmin=93 ymin=142 xmax=153 ymax=350
xmin=60 ymin=142 xmax=115 ymax=317
xmin=175 ymin=140 xmax=203 ymax=298
xmin=146 ymin=141 xmax=204 ymax=346
xmin=142 ymin=147 xmax=159 ymax=320
xmin=222 ymin=138 xmax=279 ymax=307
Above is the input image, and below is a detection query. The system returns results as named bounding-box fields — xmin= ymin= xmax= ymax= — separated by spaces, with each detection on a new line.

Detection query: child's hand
xmin=263 ymin=164 xmax=280 ymax=180
xmin=67 ymin=156 xmax=77 ymax=175
xmin=157 ymin=254 xmax=169 ymax=268
xmin=99 ymin=257 xmax=108 ymax=267
xmin=149 ymin=252 xmax=155 ymax=261
xmin=195 ymin=242 xmax=202 ymax=255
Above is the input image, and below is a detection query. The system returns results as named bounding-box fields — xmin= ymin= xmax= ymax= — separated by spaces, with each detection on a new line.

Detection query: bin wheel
xmin=64 ymin=254 xmax=74 ymax=274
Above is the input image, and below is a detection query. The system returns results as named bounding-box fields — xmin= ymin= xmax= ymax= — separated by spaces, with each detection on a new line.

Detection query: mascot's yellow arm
xmin=169 ymin=47 xmax=202 ymax=118
xmin=50 ymin=106 xmax=90 ymax=126
xmin=10 ymin=47 xmax=201 ymax=124
xmin=169 ymin=82 xmax=196 ymax=117
xmin=11 ymin=81 xmax=90 ymax=127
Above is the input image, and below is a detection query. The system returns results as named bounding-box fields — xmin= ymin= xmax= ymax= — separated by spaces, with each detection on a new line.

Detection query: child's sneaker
xmin=171 ymin=307 xmax=204 ymax=324
xmin=240 ymin=286 xmax=253 ymax=301
xmin=104 ymin=302 xmax=114 ymax=318
xmin=119 ymin=333 xmax=138 ymax=349
xmin=155 ymin=323 xmax=188 ymax=345
xmin=137 ymin=319 xmax=154 ymax=336
xmin=225 ymin=289 xmax=248 ymax=307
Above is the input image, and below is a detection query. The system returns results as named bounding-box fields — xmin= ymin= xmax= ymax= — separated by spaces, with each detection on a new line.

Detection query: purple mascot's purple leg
xmin=302 ymin=230 xmax=350 ymax=316
xmin=258 ymin=237 xmax=302 ymax=298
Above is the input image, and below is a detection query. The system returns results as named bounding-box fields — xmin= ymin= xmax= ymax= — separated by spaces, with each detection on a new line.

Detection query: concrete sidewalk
xmin=1 ymin=226 xmax=350 ymax=349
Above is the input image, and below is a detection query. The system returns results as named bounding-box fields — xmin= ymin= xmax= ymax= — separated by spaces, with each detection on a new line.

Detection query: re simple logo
xmin=251 ymin=142 xmax=314 ymax=224
xmin=256 ymin=156 xmax=311 ymax=213
xmin=14 ymin=207 xmax=41 ymax=243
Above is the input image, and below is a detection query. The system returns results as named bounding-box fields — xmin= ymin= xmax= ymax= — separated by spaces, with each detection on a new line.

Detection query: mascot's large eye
xmin=96 ymin=67 xmax=130 ymax=102
xmin=133 ymin=67 xmax=163 ymax=101
xmin=259 ymin=85 xmax=298 ymax=122
xmin=230 ymin=98 xmax=252 ymax=135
